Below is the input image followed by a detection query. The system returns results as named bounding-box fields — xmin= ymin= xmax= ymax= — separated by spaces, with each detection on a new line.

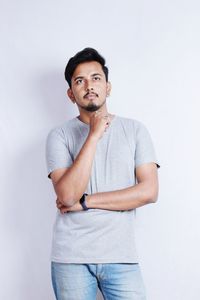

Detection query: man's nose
xmin=85 ymin=80 xmax=94 ymax=92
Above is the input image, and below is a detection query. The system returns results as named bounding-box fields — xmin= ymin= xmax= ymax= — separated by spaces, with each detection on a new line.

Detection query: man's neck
xmin=78 ymin=108 xmax=109 ymax=125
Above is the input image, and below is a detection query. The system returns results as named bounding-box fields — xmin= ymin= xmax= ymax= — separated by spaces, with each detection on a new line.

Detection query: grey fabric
xmin=45 ymin=115 xmax=160 ymax=263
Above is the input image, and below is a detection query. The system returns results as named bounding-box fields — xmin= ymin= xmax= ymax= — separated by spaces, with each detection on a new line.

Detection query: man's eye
xmin=76 ymin=79 xmax=83 ymax=84
xmin=93 ymin=77 xmax=100 ymax=81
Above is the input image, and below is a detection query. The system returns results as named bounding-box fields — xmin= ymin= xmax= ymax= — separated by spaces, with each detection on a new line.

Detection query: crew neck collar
xmin=75 ymin=114 xmax=117 ymax=128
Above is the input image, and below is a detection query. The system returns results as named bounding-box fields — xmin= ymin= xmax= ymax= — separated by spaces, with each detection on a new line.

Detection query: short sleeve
xmin=45 ymin=127 xmax=73 ymax=179
xmin=134 ymin=121 xmax=160 ymax=169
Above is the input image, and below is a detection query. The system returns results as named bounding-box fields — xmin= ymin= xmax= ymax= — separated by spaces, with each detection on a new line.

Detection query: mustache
xmin=84 ymin=92 xmax=98 ymax=98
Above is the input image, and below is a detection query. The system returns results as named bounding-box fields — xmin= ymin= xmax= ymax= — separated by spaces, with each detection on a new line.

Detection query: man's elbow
xmin=59 ymin=195 xmax=76 ymax=208
xmin=145 ymin=188 xmax=159 ymax=204
xmin=56 ymin=189 xmax=76 ymax=208
xmin=148 ymin=195 xmax=158 ymax=203
xmin=53 ymin=182 xmax=76 ymax=207
xmin=64 ymin=199 xmax=75 ymax=208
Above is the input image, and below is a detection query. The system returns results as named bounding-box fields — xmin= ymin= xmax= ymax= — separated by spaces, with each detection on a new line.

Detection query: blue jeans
xmin=51 ymin=262 xmax=146 ymax=300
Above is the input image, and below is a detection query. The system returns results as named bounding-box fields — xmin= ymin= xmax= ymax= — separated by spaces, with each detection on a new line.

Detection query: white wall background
xmin=1 ymin=0 xmax=200 ymax=299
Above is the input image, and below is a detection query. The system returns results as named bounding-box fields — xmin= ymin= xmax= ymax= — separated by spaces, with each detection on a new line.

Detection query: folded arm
xmin=58 ymin=162 xmax=159 ymax=213
xmin=87 ymin=162 xmax=159 ymax=210
xmin=50 ymin=134 xmax=98 ymax=208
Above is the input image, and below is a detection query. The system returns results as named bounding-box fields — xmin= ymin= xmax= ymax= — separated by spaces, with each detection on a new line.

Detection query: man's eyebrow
xmin=73 ymin=76 xmax=84 ymax=82
xmin=91 ymin=73 xmax=102 ymax=77
xmin=73 ymin=73 xmax=102 ymax=82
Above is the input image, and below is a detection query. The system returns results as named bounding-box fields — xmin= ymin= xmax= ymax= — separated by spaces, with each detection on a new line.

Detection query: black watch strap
xmin=80 ymin=193 xmax=89 ymax=210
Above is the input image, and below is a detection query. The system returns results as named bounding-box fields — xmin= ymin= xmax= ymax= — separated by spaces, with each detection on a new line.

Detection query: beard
xmin=79 ymin=98 xmax=106 ymax=112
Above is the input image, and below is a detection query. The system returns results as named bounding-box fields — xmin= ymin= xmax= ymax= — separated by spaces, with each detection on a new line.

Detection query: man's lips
xmin=84 ymin=92 xmax=98 ymax=99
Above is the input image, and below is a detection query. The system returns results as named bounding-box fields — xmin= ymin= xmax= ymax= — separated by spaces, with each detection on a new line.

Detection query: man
xmin=46 ymin=47 xmax=160 ymax=300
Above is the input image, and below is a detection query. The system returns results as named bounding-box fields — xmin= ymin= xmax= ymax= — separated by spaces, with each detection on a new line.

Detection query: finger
xmin=94 ymin=111 xmax=100 ymax=118
xmin=105 ymin=118 xmax=111 ymax=126
xmin=95 ymin=110 xmax=102 ymax=115
xmin=56 ymin=200 xmax=61 ymax=207
xmin=56 ymin=199 xmax=63 ymax=207
xmin=60 ymin=207 xmax=68 ymax=214
xmin=56 ymin=198 xmax=62 ymax=206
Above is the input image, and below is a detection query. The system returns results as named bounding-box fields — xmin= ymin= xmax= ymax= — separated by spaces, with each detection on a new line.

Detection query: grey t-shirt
xmin=46 ymin=115 xmax=160 ymax=263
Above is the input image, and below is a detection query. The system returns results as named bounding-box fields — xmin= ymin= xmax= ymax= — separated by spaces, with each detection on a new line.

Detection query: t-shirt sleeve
xmin=45 ymin=127 xmax=73 ymax=179
xmin=134 ymin=121 xmax=160 ymax=169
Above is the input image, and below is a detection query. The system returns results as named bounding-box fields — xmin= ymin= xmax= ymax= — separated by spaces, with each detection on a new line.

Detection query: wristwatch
xmin=80 ymin=193 xmax=89 ymax=210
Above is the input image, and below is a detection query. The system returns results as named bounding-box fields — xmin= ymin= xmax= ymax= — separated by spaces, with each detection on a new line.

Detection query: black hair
xmin=64 ymin=47 xmax=109 ymax=87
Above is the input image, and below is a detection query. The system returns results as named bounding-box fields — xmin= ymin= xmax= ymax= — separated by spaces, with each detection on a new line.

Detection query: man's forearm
xmin=55 ymin=134 xmax=98 ymax=207
xmin=86 ymin=181 xmax=158 ymax=211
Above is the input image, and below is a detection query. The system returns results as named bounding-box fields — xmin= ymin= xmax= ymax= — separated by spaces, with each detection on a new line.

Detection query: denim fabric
xmin=51 ymin=262 xmax=146 ymax=300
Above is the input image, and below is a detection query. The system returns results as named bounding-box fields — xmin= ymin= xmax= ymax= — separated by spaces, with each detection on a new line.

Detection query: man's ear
xmin=67 ymin=88 xmax=76 ymax=103
xmin=106 ymin=81 xmax=111 ymax=96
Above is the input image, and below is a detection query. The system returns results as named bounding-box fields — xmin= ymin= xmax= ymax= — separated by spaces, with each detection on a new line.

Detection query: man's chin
xmin=85 ymin=105 xmax=100 ymax=112
xmin=79 ymin=99 xmax=106 ymax=112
